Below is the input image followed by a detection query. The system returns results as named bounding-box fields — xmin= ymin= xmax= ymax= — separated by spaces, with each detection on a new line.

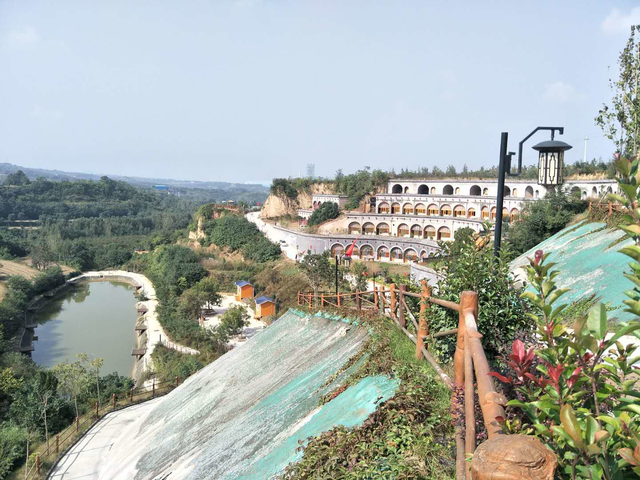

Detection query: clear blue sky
xmin=1 ymin=1 xmax=639 ymax=183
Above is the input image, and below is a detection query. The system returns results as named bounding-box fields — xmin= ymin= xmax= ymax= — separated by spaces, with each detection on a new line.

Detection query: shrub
xmin=151 ymin=345 xmax=205 ymax=383
xmin=429 ymin=241 xmax=529 ymax=361
xmin=308 ymin=202 xmax=340 ymax=226
xmin=0 ymin=424 xmax=27 ymax=478
xmin=32 ymin=266 xmax=65 ymax=295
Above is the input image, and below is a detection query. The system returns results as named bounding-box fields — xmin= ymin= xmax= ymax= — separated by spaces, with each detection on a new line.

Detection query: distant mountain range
xmin=0 ymin=163 xmax=270 ymax=204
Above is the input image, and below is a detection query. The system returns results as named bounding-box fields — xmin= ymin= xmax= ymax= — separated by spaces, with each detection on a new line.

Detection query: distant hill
xmin=0 ymin=163 xmax=270 ymax=204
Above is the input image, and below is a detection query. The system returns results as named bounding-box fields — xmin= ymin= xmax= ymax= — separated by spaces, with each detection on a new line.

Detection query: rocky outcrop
xmin=261 ymin=183 xmax=335 ymax=219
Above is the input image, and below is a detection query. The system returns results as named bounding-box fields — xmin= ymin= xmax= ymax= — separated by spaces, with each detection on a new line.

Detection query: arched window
xmin=350 ymin=246 xmax=360 ymax=257
xmin=397 ymin=223 xmax=410 ymax=237
xmin=404 ymin=248 xmax=418 ymax=263
xmin=470 ymin=185 xmax=481 ymax=196
xmin=392 ymin=184 xmax=402 ymax=194
xmin=482 ymin=188 xmax=489 ymax=196
xmin=402 ymin=203 xmax=414 ymax=214
xmin=391 ymin=202 xmax=401 ymax=214
xmin=490 ymin=207 xmax=497 ymax=220
xmin=504 ymin=186 xmax=511 ymax=197
xmin=415 ymin=203 xmax=426 ymax=215
xmin=481 ymin=206 xmax=490 ymax=219
xmin=377 ymin=202 xmax=390 ymax=214
xmin=443 ymin=185 xmax=454 ymax=195
xmin=455 ymin=187 xmax=461 ymax=194
xmin=430 ymin=187 xmax=436 ymax=194
xmin=503 ymin=207 xmax=509 ymax=220
xmin=467 ymin=208 xmax=476 ymax=218
xmin=360 ymin=244 xmax=374 ymax=257
xmin=525 ymin=186 xmax=534 ymax=198
xmin=410 ymin=224 xmax=422 ymax=238
xmin=424 ymin=225 xmax=436 ymax=239
xmin=512 ymin=188 xmax=518 ymax=197
xmin=348 ymin=222 xmax=361 ymax=235
xmin=363 ymin=222 xmax=375 ymax=234
xmin=440 ymin=204 xmax=452 ymax=216
xmin=417 ymin=184 xmax=429 ymax=194
xmin=377 ymin=246 xmax=389 ymax=260
xmin=453 ymin=205 xmax=465 ymax=218
xmin=592 ymin=186 xmax=598 ymax=197
xmin=535 ymin=190 xmax=540 ymax=199
xmin=510 ymin=208 xmax=519 ymax=222
xmin=376 ymin=222 xmax=390 ymax=235
xmin=390 ymin=247 xmax=403 ymax=261
xmin=427 ymin=204 xmax=439 ymax=216
xmin=404 ymin=186 xmax=409 ymax=193
xmin=607 ymin=186 xmax=613 ymax=193
xmin=437 ymin=226 xmax=451 ymax=240
xmin=420 ymin=250 xmax=429 ymax=262
xmin=331 ymin=243 xmax=344 ymax=256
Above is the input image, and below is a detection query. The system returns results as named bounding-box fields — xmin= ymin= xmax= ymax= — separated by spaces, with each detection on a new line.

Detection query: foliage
xmin=216 ymin=305 xmax=249 ymax=342
xmin=53 ymin=361 xmax=88 ymax=419
xmin=151 ymin=344 xmax=205 ymax=383
xmin=333 ymin=168 xmax=389 ymax=209
xmin=0 ymin=424 xmax=26 ymax=479
xmin=490 ymin=252 xmax=640 ymax=479
xmin=299 ymin=251 xmax=335 ymax=297
xmin=282 ymin=315 xmax=454 ymax=479
xmin=253 ymin=261 xmax=311 ymax=310
xmin=448 ymin=226 xmax=476 ymax=257
xmin=146 ymin=245 xmax=207 ymax=300
xmin=178 ymin=277 xmax=222 ymax=321
xmin=3 ymin=170 xmax=30 ymax=186
xmin=202 ymin=215 xmax=281 ymax=263
xmin=505 ymin=188 xmax=586 ymax=257
xmin=270 ymin=178 xmax=300 ymax=199
xmin=351 ymin=261 xmax=369 ymax=292
xmin=596 ymin=25 xmax=640 ymax=156
xmin=307 ymin=202 xmax=340 ymax=226
xmin=430 ymin=241 xmax=529 ymax=361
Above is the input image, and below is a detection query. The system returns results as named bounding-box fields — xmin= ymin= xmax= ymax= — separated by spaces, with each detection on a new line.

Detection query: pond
xmin=31 ymin=281 xmax=138 ymax=376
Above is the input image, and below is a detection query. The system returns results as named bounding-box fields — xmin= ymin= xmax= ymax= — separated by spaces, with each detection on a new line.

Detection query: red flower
xmin=534 ymin=250 xmax=544 ymax=266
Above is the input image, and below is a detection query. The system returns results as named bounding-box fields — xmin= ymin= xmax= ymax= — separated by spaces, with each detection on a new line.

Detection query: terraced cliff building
xmin=292 ymin=178 xmax=618 ymax=263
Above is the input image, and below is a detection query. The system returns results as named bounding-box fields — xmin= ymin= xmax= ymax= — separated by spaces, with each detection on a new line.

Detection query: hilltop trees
xmin=3 ymin=171 xmax=30 ymax=186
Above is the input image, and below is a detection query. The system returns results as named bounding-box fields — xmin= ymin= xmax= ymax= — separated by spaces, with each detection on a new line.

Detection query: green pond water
xmin=31 ymin=281 xmax=138 ymax=376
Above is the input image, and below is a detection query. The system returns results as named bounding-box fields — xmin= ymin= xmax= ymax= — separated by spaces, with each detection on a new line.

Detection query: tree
xmin=78 ymin=353 xmax=103 ymax=408
xmin=308 ymin=202 xmax=340 ymax=226
xmin=596 ymin=25 xmax=640 ymax=155
xmin=53 ymin=361 xmax=87 ymax=420
xmin=299 ymin=251 xmax=334 ymax=302
xmin=351 ymin=262 xmax=369 ymax=292
xmin=3 ymin=171 xmax=30 ymax=186
xmin=216 ymin=305 xmax=249 ymax=342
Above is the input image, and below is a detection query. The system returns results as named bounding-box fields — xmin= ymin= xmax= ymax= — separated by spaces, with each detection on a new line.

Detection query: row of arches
xmin=376 ymin=202 xmax=520 ymax=220
xmin=570 ymin=186 xmax=613 ymax=199
xmin=391 ymin=183 xmax=540 ymax=198
xmin=349 ymin=222 xmax=453 ymax=239
xmin=330 ymin=243 xmax=431 ymax=263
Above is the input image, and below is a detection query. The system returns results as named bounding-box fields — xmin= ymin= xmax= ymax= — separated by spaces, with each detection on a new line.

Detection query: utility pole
xmin=583 ymin=136 xmax=589 ymax=163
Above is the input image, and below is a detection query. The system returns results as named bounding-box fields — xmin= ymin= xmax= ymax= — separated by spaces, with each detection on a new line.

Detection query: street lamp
xmin=493 ymin=127 xmax=572 ymax=257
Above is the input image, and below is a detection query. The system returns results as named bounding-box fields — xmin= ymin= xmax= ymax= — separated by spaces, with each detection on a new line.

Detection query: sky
xmin=1 ymin=1 xmax=640 ymax=184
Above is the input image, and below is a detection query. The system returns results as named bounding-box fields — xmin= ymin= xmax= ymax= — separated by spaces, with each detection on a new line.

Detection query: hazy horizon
xmin=2 ymin=1 xmax=639 ymax=184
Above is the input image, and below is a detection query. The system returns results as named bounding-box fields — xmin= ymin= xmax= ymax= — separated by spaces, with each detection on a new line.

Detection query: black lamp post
xmin=493 ymin=127 xmax=572 ymax=257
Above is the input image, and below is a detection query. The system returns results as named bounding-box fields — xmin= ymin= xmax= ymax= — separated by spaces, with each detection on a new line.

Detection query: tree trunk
xmin=74 ymin=395 xmax=79 ymax=420
xmin=24 ymin=438 xmax=29 ymax=480
xmin=96 ymin=373 xmax=100 ymax=408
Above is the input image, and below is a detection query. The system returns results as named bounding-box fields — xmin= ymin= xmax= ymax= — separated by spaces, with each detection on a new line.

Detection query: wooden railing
xmin=297 ymin=282 xmax=510 ymax=479
xmin=23 ymin=377 xmax=182 ymax=479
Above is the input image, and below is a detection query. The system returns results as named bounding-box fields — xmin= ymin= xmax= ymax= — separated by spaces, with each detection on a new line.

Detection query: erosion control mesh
xmin=96 ymin=309 xmax=399 ymax=479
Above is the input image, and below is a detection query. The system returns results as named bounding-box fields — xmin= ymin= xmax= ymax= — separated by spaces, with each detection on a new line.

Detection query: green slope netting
xmin=99 ymin=309 xmax=399 ymax=479
xmin=510 ymin=221 xmax=635 ymax=325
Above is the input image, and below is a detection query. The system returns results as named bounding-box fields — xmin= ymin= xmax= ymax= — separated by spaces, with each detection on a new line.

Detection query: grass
xmin=281 ymin=309 xmax=455 ymax=479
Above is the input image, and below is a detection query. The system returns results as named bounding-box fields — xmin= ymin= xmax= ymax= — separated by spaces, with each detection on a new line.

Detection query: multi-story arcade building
xmin=300 ymin=178 xmax=617 ymax=263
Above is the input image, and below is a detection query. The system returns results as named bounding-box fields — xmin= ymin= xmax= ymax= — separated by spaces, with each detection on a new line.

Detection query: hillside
xmin=0 ymin=163 xmax=269 ymax=204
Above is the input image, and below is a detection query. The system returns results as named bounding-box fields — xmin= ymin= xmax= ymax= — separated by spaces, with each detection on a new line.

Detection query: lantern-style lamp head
xmin=533 ymin=139 xmax=572 ymax=186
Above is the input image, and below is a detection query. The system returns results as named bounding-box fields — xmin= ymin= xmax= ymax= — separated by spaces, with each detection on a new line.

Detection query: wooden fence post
xmin=609 ymin=202 xmax=613 ymax=216
xmin=297 ymin=292 xmax=300 ymax=306
xmin=321 ymin=293 xmax=325 ymax=307
xmin=95 ymin=401 xmax=99 ymax=419
xmin=464 ymin=331 xmax=476 ymax=479
xmin=337 ymin=292 xmax=341 ymax=308
xmin=390 ymin=283 xmax=397 ymax=319
xmin=56 ymin=435 xmax=60 ymax=454
xmin=373 ymin=284 xmax=378 ymax=312
xmin=399 ymin=284 xmax=406 ymax=328
xmin=175 ymin=376 xmax=179 ymax=387
xmin=112 ymin=393 xmax=117 ymax=410
xmin=355 ymin=290 xmax=361 ymax=311
xmin=415 ymin=280 xmax=430 ymax=360
xmin=76 ymin=416 xmax=79 ymax=433
xmin=35 ymin=454 xmax=40 ymax=475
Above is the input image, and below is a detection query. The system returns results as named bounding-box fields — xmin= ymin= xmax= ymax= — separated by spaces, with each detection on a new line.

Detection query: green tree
xmin=217 ymin=305 xmax=249 ymax=342
xmin=299 ymin=251 xmax=334 ymax=301
xmin=596 ymin=25 xmax=640 ymax=155
xmin=308 ymin=202 xmax=340 ymax=226
xmin=78 ymin=353 xmax=103 ymax=408
xmin=3 ymin=171 xmax=30 ymax=186
xmin=351 ymin=262 xmax=369 ymax=292
xmin=53 ymin=361 xmax=88 ymax=420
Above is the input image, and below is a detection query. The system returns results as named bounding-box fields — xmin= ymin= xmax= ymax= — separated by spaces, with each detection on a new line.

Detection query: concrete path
xmin=200 ymin=293 xmax=265 ymax=348
xmin=246 ymin=211 xmax=298 ymax=260
xmin=49 ymin=397 xmax=163 ymax=480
